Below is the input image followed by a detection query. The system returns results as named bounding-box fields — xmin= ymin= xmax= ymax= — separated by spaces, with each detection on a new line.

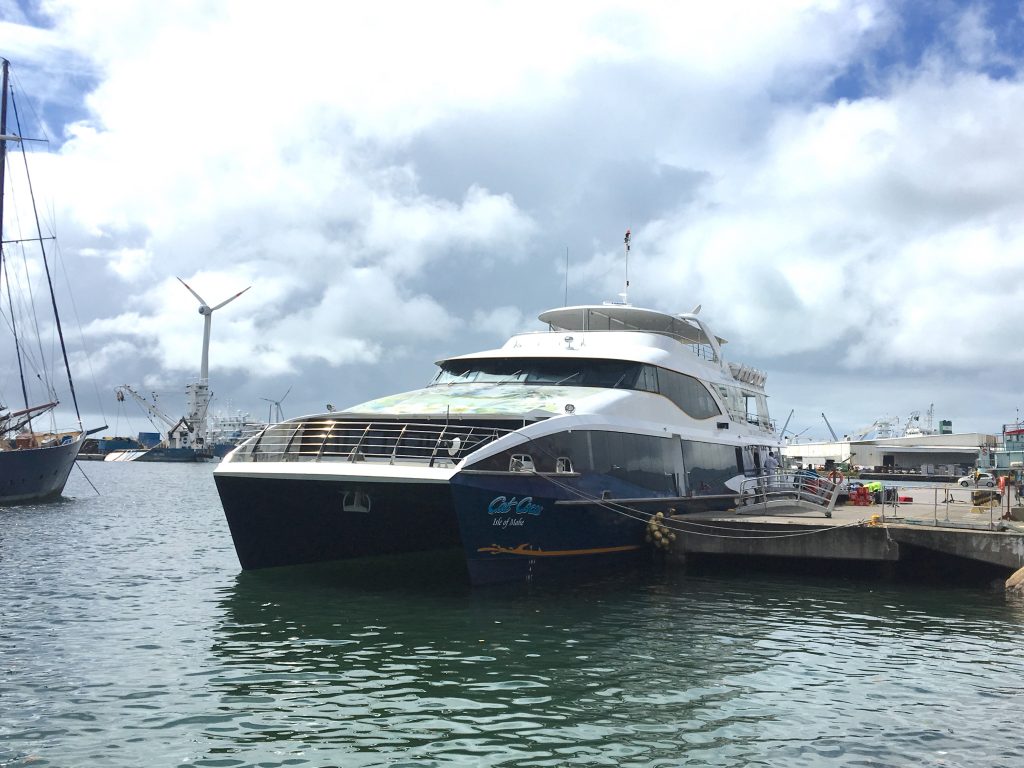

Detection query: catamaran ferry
xmin=214 ymin=303 xmax=780 ymax=584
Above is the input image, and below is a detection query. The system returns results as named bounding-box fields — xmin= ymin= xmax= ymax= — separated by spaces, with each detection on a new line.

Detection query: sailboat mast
xmin=9 ymin=83 xmax=82 ymax=426
xmin=0 ymin=57 xmax=34 ymax=426
xmin=0 ymin=59 xmax=8 ymax=226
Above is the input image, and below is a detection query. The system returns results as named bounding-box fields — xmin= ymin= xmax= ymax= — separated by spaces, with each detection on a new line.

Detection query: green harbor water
xmin=2 ymin=461 xmax=1023 ymax=767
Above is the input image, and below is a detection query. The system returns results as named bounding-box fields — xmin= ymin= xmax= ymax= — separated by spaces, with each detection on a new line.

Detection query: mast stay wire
xmin=10 ymin=81 xmax=80 ymax=424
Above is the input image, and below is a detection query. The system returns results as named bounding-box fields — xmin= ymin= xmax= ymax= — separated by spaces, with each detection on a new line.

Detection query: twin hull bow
xmin=216 ymin=469 xmax=648 ymax=585
xmin=214 ymin=416 xmax=754 ymax=585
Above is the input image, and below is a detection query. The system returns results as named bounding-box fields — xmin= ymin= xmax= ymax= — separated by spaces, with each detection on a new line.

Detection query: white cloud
xmin=471 ymin=306 xmax=528 ymax=341
xmin=949 ymin=3 xmax=1002 ymax=69
xmin=103 ymin=246 xmax=151 ymax=279
xmin=6 ymin=0 xmax=1022 ymax=433
xmin=609 ymin=67 xmax=1024 ymax=376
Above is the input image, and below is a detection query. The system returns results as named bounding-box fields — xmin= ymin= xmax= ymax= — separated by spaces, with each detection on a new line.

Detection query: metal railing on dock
xmin=864 ymin=481 xmax=1022 ymax=532
xmin=738 ymin=472 xmax=840 ymax=518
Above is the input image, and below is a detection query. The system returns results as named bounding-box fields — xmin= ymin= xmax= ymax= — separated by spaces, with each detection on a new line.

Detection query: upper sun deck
xmin=539 ymin=305 xmax=768 ymax=389
xmin=540 ymin=305 xmax=724 ymax=345
xmin=539 ymin=304 xmax=727 ymax=362
xmin=440 ymin=303 xmax=767 ymax=392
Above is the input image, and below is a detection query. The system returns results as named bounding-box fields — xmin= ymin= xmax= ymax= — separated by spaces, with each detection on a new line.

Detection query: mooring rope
xmin=533 ymin=470 xmax=871 ymax=541
xmin=74 ymin=461 xmax=100 ymax=496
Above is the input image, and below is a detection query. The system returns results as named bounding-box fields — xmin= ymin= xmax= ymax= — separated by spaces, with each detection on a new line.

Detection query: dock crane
xmin=115 ymin=385 xmax=199 ymax=450
xmin=779 ymin=409 xmax=794 ymax=438
xmin=821 ymin=412 xmax=839 ymax=441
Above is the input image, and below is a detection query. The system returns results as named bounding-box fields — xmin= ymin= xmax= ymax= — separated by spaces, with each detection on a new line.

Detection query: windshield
xmin=430 ymin=358 xmax=641 ymax=389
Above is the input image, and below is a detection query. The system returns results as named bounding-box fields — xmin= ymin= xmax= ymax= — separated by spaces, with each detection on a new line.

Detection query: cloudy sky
xmin=2 ymin=0 xmax=1024 ymax=442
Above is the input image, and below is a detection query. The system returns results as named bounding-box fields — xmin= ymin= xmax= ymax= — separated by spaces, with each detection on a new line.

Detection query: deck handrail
xmin=228 ymin=419 xmax=514 ymax=465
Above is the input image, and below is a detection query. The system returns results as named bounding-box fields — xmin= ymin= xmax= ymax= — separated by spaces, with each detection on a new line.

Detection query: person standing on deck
xmin=762 ymin=451 xmax=780 ymax=495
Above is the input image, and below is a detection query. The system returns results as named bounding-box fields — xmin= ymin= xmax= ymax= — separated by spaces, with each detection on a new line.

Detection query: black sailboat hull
xmin=0 ymin=435 xmax=84 ymax=503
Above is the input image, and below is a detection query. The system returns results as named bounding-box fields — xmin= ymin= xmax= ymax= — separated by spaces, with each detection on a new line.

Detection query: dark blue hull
xmin=0 ymin=435 xmax=84 ymax=503
xmin=214 ymin=474 xmax=462 ymax=571
xmin=214 ymin=464 xmax=739 ymax=585
xmin=214 ymin=469 xmax=691 ymax=585
xmin=449 ymin=472 xmax=667 ymax=585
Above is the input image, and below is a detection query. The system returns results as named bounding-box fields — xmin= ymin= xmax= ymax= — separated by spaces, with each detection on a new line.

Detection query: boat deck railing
xmin=227 ymin=419 xmax=515 ymax=466
xmin=725 ymin=408 xmax=776 ymax=432
xmin=738 ymin=472 xmax=840 ymax=517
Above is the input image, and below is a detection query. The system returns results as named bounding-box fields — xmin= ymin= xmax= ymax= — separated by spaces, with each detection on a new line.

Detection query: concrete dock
xmin=667 ymin=483 xmax=1024 ymax=577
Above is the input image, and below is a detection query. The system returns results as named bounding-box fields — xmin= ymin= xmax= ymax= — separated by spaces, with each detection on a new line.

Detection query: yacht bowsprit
xmin=214 ymin=303 xmax=780 ymax=584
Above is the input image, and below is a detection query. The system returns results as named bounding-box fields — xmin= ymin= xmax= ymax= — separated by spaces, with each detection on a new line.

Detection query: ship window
xmin=429 ymin=357 xmax=722 ymax=421
xmin=431 ymin=358 xmax=642 ymax=389
xmin=556 ymin=456 xmax=573 ymax=473
xmin=745 ymin=393 xmax=758 ymax=424
xmin=682 ymin=440 xmax=740 ymax=495
xmin=510 ymin=454 xmax=536 ymax=472
xmin=636 ymin=365 xmax=659 ymax=393
xmin=657 ymin=370 xmax=722 ymax=419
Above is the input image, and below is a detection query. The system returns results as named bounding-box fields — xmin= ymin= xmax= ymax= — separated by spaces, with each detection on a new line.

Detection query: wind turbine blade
xmin=211 ymin=286 xmax=252 ymax=312
xmin=177 ymin=277 xmax=208 ymax=307
xmin=280 ymin=385 xmax=292 ymax=403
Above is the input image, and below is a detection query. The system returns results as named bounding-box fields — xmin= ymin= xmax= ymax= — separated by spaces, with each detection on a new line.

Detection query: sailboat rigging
xmin=1 ymin=57 xmax=87 ymax=502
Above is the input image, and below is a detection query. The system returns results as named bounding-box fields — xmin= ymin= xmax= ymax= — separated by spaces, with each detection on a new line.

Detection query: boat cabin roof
xmin=538 ymin=304 xmax=726 ymax=346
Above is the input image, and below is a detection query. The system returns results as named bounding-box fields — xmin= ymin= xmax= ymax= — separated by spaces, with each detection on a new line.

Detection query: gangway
xmin=738 ymin=472 xmax=841 ymax=517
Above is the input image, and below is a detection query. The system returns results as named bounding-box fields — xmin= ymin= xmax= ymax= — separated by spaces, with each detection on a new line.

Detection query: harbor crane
xmin=821 ymin=412 xmax=839 ymax=441
xmin=115 ymin=384 xmax=199 ymax=449
xmin=779 ymin=409 xmax=794 ymax=438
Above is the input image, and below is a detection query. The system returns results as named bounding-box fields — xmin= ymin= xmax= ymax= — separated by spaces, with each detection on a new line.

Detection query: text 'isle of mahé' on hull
xmin=213 ymin=302 xmax=780 ymax=585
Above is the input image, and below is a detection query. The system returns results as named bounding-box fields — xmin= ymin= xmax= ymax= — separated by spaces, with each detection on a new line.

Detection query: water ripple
xmin=3 ymin=464 xmax=1024 ymax=766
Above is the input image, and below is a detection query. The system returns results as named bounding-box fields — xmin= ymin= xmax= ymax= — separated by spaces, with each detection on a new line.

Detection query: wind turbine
xmin=177 ymin=277 xmax=250 ymax=449
xmin=260 ymin=386 xmax=291 ymax=424
xmin=178 ymin=277 xmax=251 ymax=383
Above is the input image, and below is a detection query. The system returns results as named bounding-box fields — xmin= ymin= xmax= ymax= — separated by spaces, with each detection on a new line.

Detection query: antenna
xmin=564 ymin=246 xmax=569 ymax=307
xmin=620 ymin=228 xmax=631 ymax=304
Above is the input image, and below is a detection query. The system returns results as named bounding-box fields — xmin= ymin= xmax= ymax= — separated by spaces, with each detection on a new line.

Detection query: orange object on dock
xmin=850 ymin=486 xmax=872 ymax=506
